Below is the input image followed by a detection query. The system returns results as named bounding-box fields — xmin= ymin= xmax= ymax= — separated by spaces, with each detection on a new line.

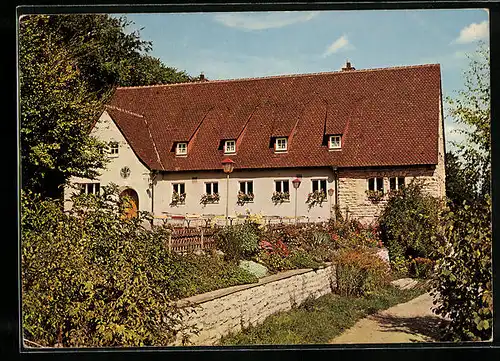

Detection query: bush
xmin=168 ymin=253 xmax=258 ymax=298
xmin=21 ymin=186 xmax=188 ymax=347
xmin=408 ymin=257 xmax=435 ymax=279
xmin=334 ymin=249 xmax=390 ymax=297
xmin=431 ymin=199 xmax=492 ymax=341
xmin=378 ymin=179 xmax=442 ymax=265
xmin=215 ymin=223 xmax=260 ymax=262
xmin=328 ymin=219 xmax=380 ymax=250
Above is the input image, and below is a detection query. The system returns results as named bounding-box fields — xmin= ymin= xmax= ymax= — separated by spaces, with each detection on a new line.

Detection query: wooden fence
xmin=167 ymin=227 xmax=218 ymax=253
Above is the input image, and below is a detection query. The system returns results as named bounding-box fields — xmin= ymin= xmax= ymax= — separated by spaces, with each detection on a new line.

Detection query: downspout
xmin=332 ymin=166 xmax=339 ymax=211
xmin=150 ymin=170 xmax=158 ymax=224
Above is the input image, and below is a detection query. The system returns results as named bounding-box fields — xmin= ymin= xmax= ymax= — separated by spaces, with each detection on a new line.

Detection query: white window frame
xmin=275 ymin=137 xmax=288 ymax=152
xmin=367 ymin=178 xmax=384 ymax=192
xmin=224 ymin=140 xmax=236 ymax=154
xmin=329 ymin=135 xmax=342 ymax=149
xmin=311 ymin=179 xmax=327 ymax=193
xmin=176 ymin=142 xmax=188 ymax=155
xmin=173 ymin=183 xmax=186 ymax=196
xmin=389 ymin=177 xmax=405 ymax=191
xmin=108 ymin=141 xmax=119 ymax=157
xmin=79 ymin=183 xmax=100 ymax=195
xmin=274 ymin=179 xmax=290 ymax=193
xmin=205 ymin=182 xmax=219 ymax=195
xmin=239 ymin=181 xmax=254 ymax=195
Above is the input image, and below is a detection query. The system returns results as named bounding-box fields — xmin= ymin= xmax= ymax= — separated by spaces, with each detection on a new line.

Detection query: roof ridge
xmin=115 ymin=63 xmax=441 ymax=90
xmin=105 ymin=104 xmax=144 ymax=118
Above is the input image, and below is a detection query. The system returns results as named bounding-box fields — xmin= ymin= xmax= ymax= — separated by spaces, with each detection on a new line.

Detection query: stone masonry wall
xmin=337 ymin=165 xmax=444 ymax=224
xmin=172 ymin=264 xmax=336 ymax=346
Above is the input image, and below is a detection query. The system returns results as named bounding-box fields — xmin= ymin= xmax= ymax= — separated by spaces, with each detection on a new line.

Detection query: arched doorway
xmin=120 ymin=188 xmax=139 ymax=218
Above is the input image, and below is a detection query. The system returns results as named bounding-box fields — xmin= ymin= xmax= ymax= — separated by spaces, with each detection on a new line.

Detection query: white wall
xmin=155 ymin=168 xmax=335 ymax=221
xmin=64 ymin=111 xmax=152 ymax=211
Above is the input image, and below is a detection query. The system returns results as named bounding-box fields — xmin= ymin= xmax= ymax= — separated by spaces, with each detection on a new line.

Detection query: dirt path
xmin=330 ymin=292 xmax=445 ymax=344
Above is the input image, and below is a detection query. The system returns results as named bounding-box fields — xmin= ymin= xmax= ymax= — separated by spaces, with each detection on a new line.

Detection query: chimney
xmin=341 ymin=60 xmax=356 ymax=71
xmin=199 ymin=72 xmax=207 ymax=82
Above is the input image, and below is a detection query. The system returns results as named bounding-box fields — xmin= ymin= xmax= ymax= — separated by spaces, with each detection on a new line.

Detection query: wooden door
xmin=120 ymin=188 xmax=139 ymax=218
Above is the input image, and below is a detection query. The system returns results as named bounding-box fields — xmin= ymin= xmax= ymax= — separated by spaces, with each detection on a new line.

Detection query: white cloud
xmin=322 ymin=35 xmax=350 ymax=57
xmin=454 ymin=20 xmax=488 ymax=44
xmin=213 ymin=11 xmax=318 ymax=31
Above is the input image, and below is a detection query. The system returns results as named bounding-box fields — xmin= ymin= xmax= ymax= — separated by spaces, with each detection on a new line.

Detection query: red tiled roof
xmin=106 ymin=64 xmax=442 ymax=172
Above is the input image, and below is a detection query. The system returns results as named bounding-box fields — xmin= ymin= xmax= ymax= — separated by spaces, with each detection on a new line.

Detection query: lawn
xmin=218 ymin=282 xmax=429 ymax=345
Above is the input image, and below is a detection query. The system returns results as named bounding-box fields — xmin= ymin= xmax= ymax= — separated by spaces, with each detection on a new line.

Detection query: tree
xmin=446 ymin=42 xmax=490 ymax=202
xmin=19 ymin=14 xmax=196 ymax=197
xmin=432 ymin=43 xmax=492 ymax=341
xmin=444 ymin=151 xmax=476 ymax=209
xmin=19 ymin=15 xmax=108 ymax=198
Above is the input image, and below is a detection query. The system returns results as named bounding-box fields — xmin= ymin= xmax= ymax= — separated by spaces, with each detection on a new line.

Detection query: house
xmin=65 ymin=62 xmax=446 ymax=225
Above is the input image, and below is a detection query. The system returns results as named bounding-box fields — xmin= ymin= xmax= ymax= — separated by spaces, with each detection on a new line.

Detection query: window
xmin=329 ymin=135 xmax=342 ymax=149
xmin=275 ymin=137 xmax=288 ymax=152
xmin=312 ymin=179 xmax=327 ymax=193
xmin=368 ymin=178 xmax=384 ymax=192
xmin=79 ymin=183 xmax=100 ymax=195
xmin=239 ymin=181 xmax=253 ymax=195
xmin=173 ymin=183 xmax=185 ymax=195
xmin=205 ymin=182 xmax=219 ymax=195
xmin=224 ymin=140 xmax=236 ymax=154
xmin=389 ymin=177 xmax=405 ymax=191
xmin=108 ymin=141 xmax=119 ymax=155
xmin=176 ymin=142 xmax=187 ymax=155
xmin=275 ymin=180 xmax=290 ymax=193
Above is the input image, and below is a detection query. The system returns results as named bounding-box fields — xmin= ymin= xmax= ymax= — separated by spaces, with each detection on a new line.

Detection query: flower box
xmin=366 ymin=190 xmax=384 ymax=203
xmin=170 ymin=191 xmax=186 ymax=206
xmin=237 ymin=191 xmax=254 ymax=205
xmin=306 ymin=190 xmax=326 ymax=208
xmin=271 ymin=191 xmax=290 ymax=204
xmin=200 ymin=193 xmax=220 ymax=204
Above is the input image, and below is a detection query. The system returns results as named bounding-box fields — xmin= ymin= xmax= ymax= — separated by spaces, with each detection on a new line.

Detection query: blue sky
xmin=116 ymin=9 xmax=489 ymax=148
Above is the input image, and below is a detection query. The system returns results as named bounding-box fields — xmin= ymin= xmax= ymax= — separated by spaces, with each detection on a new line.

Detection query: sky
xmin=116 ymin=9 xmax=490 ymax=149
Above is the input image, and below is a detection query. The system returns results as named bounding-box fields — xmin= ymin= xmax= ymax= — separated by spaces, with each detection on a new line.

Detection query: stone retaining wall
xmin=173 ymin=264 xmax=336 ymax=346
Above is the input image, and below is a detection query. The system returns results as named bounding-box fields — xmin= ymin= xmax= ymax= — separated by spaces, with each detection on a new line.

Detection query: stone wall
xmin=337 ymin=165 xmax=443 ymax=224
xmin=173 ymin=264 xmax=336 ymax=346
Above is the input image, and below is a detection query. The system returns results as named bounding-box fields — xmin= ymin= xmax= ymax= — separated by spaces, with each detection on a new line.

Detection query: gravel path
xmin=330 ymin=292 xmax=445 ymax=344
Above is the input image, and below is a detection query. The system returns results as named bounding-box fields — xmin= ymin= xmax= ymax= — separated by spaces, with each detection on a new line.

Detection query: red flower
xmin=259 ymin=240 xmax=273 ymax=251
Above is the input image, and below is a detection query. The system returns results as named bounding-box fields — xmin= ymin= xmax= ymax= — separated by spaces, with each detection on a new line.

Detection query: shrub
xmin=21 ymin=186 xmax=189 ymax=347
xmin=215 ymin=223 xmax=260 ymax=262
xmin=378 ymin=179 xmax=442 ymax=264
xmin=169 ymin=253 xmax=258 ymax=298
xmin=334 ymin=249 xmax=390 ymax=297
xmin=408 ymin=257 xmax=435 ymax=279
xmin=328 ymin=219 xmax=380 ymax=250
xmin=431 ymin=199 xmax=492 ymax=341
xmin=288 ymin=250 xmax=323 ymax=270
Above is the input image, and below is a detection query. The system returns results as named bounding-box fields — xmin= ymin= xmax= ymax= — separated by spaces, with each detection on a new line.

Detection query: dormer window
xmin=176 ymin=142 xmax=188 ymax=156
xmin=275 ymin=137 xmax=288 ymax=152
xmin=224 ymin=140 xmax=236 ymax=154
xmin=329 ymin=135 xmax=342 ymax=149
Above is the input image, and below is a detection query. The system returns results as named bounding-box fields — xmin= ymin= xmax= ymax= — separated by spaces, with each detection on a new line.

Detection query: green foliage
xmin=168 ymin=253 xmax=258 ymax=299
xmin=408 ymin=257 xmax=435 ymax=279
xmin=445 ymin=151 xmax=477 ymax=209
xmin=378 ymin=179 xmax=442 ymax=264
xmin=219 ymin=283 xmax=427 ymax=345
xmin=334 ymin=249 xmax=390 ymax=297
xmin=446 ymin=42 xmax=490 ymax=201
xmin=21 ymin=185 xmax=188 ymax=347
xmin=327 ymin=219 xmax=380 ymax=250
xmin=19 ymin=14 xmax=196 ymax=197
xmin=19 ymin=15 xmax=109 ymax=197
xmin=287 ymin=250 xmax=323 ymax=270
xmin=431 ymin=199 xmax=492 ymax=341
xmin=215 ymin=223 xmax=260 ymax=262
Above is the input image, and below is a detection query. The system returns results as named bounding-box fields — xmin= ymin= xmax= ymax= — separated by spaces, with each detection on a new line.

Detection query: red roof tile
xmin=106 ymin=64 xmax=442 ymax=171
